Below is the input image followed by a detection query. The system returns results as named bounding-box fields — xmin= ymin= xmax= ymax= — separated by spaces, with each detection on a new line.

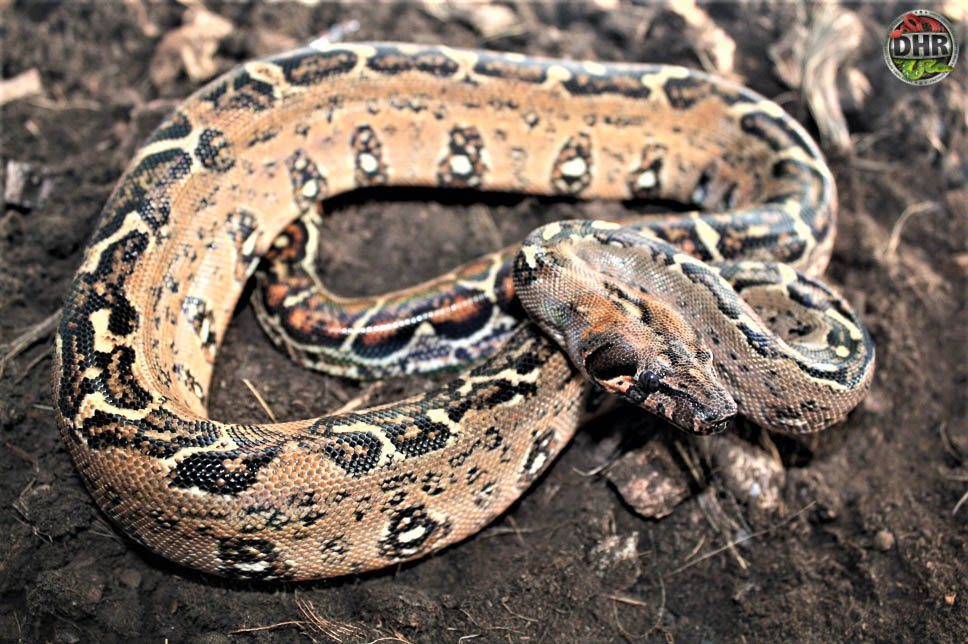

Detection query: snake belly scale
xmin=53 ymin=42 xmax=874 ymax=580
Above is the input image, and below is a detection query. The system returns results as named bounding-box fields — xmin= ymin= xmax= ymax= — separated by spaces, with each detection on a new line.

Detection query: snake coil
xmin=53 ymin=43 xmax=873 ymax=580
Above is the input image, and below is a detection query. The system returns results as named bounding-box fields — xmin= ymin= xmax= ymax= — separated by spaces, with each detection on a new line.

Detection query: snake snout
xmin=691 ymin=404 xmax=736 ymax=435
xmin=649 ymin=368 xmax=737 ymax=435
xmin=675 ymin=371 xmax=738 ymax=434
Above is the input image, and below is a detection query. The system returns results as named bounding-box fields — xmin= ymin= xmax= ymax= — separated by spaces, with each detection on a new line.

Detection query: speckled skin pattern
xmin=53 ymin=43 xmax=873 ymax=581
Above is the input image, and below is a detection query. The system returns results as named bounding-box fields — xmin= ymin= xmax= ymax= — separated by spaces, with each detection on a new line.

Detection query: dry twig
xmin=666 ymin=502 xmax=816 ymax=577
xmin=0 ymin=311 xmax=59 ymax=379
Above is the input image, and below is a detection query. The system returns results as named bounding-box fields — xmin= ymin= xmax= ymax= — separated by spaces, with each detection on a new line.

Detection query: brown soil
xmin=1 ymin=2 xmax=966 ymax=642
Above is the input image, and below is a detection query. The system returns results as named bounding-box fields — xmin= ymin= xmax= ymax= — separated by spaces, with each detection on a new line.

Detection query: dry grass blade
xmin=230 ymin=598 xmax=377 ymax=642
xmin=666 ymin=502 xmax=815 ymax=577
xmin=241 ymin=378 xmax=277 ymax=422
xmin=953 ymin=488 xmax=968 ymax=515
xmin=884 ymin=201 xmax=939 ymax=258
xmin=330 ymin=380 xmax=386 ymax=415
xmin=231 ymin=598 xmax=369 ymax=641
xmin=230 ymin=620 xmax=310 ymax=636
xmin=308 ymin=19 xmax=361 ymax=47
xmin=297 ymin=597 xmax=368 ymax=642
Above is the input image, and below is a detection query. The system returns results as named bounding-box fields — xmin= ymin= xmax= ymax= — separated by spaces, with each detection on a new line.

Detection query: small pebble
xmin=873 ymin=528 xmax=895 ymax=551
xmin=605 ymin=441 xmax=691 ymax=519
xmin=4 ymin=160 xmax=55 ymax=209
xmin=118 ymin=568 xmax=142 ymax=589
xmin=466 ymin=5 xmax=518 ymax=37
xmin=703 ymin=433 xmax=785 ymax=515
xmin=54 ymin=631 xmax=81 ymax=644
xmin=588 ymin=532 xmax=639 ymax=576
xmin=587 ymin=532 xmax=641 ymax=588
xmin=0 ymin=68 xmax=43 ymax=106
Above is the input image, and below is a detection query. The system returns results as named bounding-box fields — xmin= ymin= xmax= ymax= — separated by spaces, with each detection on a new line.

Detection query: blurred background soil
xmin=1 ymin=1 xmax=966 ymax=642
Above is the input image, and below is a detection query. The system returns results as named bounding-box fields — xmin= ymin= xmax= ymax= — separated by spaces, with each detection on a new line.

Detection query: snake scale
xmin=53 ymin=42 xmax=874 ymax=580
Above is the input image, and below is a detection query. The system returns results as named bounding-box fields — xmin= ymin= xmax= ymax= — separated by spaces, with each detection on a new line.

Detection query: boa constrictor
xmin=53 ymin=42 xmax=874 ymax=580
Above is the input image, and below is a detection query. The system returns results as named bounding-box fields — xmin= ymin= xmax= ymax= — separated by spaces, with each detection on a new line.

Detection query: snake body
xmin=53 ymin=43 xmax=874 ymax=580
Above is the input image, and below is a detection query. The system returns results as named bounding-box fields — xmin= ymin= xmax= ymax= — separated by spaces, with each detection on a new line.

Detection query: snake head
xmin=580 ymin=333 xmax=735 ymax=434
xmin=516 ymin=233 xmax=737 ymax=434
xmin=559 ymin=283 xmax=738 ymax=435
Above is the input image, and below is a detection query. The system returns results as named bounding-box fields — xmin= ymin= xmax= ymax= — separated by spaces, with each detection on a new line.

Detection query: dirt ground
xmin=1 ymin=1 xmax=966 ymax=642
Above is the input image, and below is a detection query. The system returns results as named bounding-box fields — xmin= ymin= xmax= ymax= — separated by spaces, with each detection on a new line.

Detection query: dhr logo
xmin=884 ymin=10 xmax=959 ymax=85
xmin=891 ymin=32 xmax=953 ymax=59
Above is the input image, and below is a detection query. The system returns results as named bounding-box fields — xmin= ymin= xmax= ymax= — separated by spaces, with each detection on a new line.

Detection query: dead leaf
xmin=668 ymin=0 xmax=737 ymax=77
xmin=4 ymin=160 xmax=56 ymax=210
xmin=250 ymin=29 xmax=302 ymax=58
xmin=422 ymin=0 xmax=523 ymax=38
xmin=149 ymin=6 xmax=234 ymax=89
xmin=123 ymin=0 xmax=160 ymax=37
xmin=770 ymin=6 xmax=865 ymax=153
xmin=0 ymin=68 xmax=43 ymax=106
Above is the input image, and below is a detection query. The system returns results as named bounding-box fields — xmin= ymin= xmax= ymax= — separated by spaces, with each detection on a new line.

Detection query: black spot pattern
xmin=681 ymin=262 xmax=744 ymax=319
xmin=663 ymin=76 xmax=754 ymax=109
xmin=195 ymin=128 xmax=235 ymax=173
xmin=378 ymin=505 xmax=450 ymax=560
xmin=563 ymin=68 xmax=651 ymax=98
xmin=351 ymin=125 xmax=388 ymax=186
xmin=80 ymin=411 xmax=179 ymax=458
xmin=309 ymin=417 xmax=384 ymax=476
xmin=169 ymin=448 xmax=280 ymax=495
xmin=286 ymin=149 xmax=327 ymax=210
xmin=736 ymin=322 xmax=780 ymax=358
xmin=473 ymin=52 xmax=549 ymax=84
xmin=57 ymin=231 xmax=150 ymax=421
xmin=224 ymin=208 xmax=259 ymax=280
xmin=381 ymin=414 xmax=452 ymax=458
xmin=437 ymin=125 xmax=488 ymax=188
xmin=181 ymin=296 xmax=216 ymax=357
xmin=421 ymin=471 xmax=446 ymax=496
xmin=92 ymin=148 xmax=192 ymax=243
xmin=147 ymin=112 xmax=192 ymax=143
xmin=520 ymin=429 xmax=555 ymax=481
xmin=366 ymin=46 xmax=459 ymax=77
xmin=626 ymin=143 xmax=667 ymax=198
xmin=740 ymin=111 xmax=817 ymax=156
xmin=277 ymin=49 xmax=358 ymax=85
xmin=551 ymin=133 xmax=593 ymax=194
xmin=217 ymin=537 xmax=283 ymax=580
xmin=203 ymin=69 xmax=276 ymax=112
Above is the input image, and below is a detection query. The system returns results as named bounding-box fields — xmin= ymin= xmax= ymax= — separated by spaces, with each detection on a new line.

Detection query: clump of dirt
xmin=1 ymin=2 xmax=965 ymax=642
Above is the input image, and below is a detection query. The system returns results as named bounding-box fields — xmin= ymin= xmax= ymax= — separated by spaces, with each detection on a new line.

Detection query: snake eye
xmin=584 ymin=342 xmax=637 ymax=382
xmin=636 ymin=369 xmax=662 ymax=394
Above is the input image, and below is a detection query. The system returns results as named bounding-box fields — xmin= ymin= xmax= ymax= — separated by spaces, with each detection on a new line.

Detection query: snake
xmin=52 ymin=42 xmax=874 ymax=581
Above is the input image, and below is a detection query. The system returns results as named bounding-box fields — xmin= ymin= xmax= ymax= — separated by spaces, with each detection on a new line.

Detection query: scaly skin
xmin=53 ymin=43 xmax=872 ymax=581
